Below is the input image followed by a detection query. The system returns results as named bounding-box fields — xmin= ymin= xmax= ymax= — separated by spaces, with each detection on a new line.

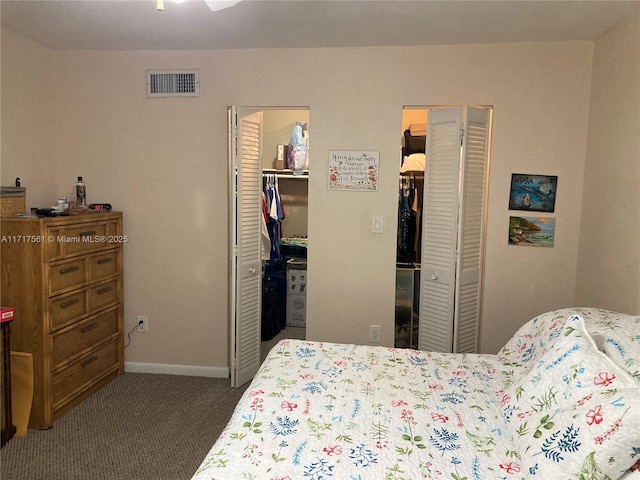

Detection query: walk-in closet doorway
xmin=395 ymin=106 xmax=493 ymax=354
xmin=228 ymin=106 xmax=310 ymax=387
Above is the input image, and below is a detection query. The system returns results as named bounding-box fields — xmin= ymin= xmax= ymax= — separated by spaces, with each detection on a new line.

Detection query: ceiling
xmin=1 ymin=0 xmax=639 ymax=51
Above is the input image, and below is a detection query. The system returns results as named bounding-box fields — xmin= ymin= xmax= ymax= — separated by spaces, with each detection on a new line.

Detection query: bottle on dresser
xmin=75 ymin=176 xmax=87 ymax=209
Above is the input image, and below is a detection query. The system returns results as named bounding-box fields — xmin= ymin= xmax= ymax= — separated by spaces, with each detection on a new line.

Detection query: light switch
xmin=373 ymin=215 xmax=383 ymax=233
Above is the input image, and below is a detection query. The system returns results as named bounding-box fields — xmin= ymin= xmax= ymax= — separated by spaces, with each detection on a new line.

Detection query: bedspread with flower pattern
xmin=191 ymin=308 xmax=640 ymax=480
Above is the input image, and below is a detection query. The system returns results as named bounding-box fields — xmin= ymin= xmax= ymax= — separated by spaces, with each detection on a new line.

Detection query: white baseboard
xmin=124 ymin=362 xmax=229 ymax=378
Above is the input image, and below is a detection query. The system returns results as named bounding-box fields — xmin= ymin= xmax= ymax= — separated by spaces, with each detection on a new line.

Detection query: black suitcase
xmin=261 ymin=279 xmax=281 ymax=341
xmin=264 ymin=261 xmax=287 ymax=332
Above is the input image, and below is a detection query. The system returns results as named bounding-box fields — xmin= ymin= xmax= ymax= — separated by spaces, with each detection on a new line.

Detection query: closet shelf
xmin=263 ymin=169 xmax=309 ymax=179
xmin=399 ymin=171 xmax=424 ymax=179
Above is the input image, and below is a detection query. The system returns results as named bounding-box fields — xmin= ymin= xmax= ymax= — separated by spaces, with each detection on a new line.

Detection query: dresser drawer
xmin=52 ymin=340 xmax=119 ymax=408
xmin=61 ymin=222 xmax=110 ymax=256
xmin=52 ymin=307 xmax=119 ymax=369
xmin=89 ymin=250 xmax=119 ymax=283
xmin=49 ymin=290 xmax=88 ymax=332
xmin=46 ymin=219 xmax=120 ymax=258
xmin=49 ymin=258 xmax=87 ymax=296
xmin=89 ymin=279 xmax=119 ymax=313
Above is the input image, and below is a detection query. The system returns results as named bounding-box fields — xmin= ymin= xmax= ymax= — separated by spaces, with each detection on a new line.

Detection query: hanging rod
xmin=399 ymin=172 xmax=424 ymax=179
xmin=263 ymin=169 xmax=309 ymax=179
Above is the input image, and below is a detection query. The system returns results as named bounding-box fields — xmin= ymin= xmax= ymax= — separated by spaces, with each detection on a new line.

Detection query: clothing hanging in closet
xmin=397 ymin=175 xmax=422 ymax=264
xmin=262 ymin=174 xmax=285 ymax=261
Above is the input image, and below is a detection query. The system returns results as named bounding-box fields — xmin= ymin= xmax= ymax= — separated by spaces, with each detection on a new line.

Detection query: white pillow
xmin=400 ymin=153 xmax=425 ymax=173
xmin=501 ymin=314 xmax=640 ymax=479
xmin=497 ymin=309 xmax=569 ymax=369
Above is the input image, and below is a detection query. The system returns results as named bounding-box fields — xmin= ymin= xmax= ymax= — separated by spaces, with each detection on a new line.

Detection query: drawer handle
xmin=97 ymin=286 xmax=113 ymax=295
xmin=78 ymin=230 xmax=97 ymax=237
xmin=97 ymin=258 xmax=113 ymax=265
xmin=81 ymin=323 xmax=97 ymax=333
xmin=61 ymin=298 xmax=80 ymax=308
xmin=60 ymin=265 xmax=80 ymax=274
xmin=81 ymin=356 xmax=98 ymax=368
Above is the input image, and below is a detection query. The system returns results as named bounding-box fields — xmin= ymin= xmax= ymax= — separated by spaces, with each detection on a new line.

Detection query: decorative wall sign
xmin=509 ymin=216 xmax=555 ymax=247
xmin=509 ymin=173 xmax=557 ymax=212
xmin=328 ymin=150 xmax=379 ymax=191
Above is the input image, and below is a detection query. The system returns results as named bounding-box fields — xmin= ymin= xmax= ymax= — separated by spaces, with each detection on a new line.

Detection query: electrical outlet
xmin=369 ymin=325 xmax=381 ymax=343
xmin=136 ymin=316 xmax=148 ymax=333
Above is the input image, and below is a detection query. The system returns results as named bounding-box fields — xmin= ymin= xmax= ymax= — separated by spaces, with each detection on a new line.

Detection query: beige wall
xmin=3 ymin=25 xmax=622 ymax=373
xmin=303 ymin=44 xmax=593 ymax=353
xmin=575 ymin=11 xmax=640 ymax=313
xmin=1 ymin=29 xmax=58 ymax=208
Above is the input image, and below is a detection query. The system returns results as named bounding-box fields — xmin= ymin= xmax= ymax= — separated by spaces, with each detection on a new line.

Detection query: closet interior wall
xmin=260 ymin=109 xmax=309 ymax=344
xmin=262 ymin=110 xmax=309 ymax=240
xmin=395 ymin=109 xmax=427 ymax=349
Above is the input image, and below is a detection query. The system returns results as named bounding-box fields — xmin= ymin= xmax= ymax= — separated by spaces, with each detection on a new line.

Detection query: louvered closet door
xmin=230 ymin=107 xmax=263 ymax=387
xmin=453 ymin=107 xmax=490 ymax=353
xmin=418 ymin=107 xmax=490 ymax=353
xmin=418 ymin=108 xmax=463 ymax=352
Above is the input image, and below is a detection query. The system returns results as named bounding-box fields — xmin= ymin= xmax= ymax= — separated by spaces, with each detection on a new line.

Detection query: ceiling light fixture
xmin=156 ymin=0 xmax=242 ymax=12
xmin=204 ymin=1 xmax=242 ymax=11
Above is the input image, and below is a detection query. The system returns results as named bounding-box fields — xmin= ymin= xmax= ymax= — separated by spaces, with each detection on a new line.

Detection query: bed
xmin=191 ymin=308 xmax=640 ymax=479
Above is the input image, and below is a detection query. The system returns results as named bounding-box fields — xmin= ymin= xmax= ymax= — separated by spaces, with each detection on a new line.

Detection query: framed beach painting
xmin=509 ymin=216 xmax=555 ymax=247
xmin=508 ymin=173 xmax=557 ymax=212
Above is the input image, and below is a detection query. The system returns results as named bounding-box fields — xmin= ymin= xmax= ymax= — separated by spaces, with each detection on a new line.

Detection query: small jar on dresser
xmin=0 ymin=212 xmax=124 ymax=429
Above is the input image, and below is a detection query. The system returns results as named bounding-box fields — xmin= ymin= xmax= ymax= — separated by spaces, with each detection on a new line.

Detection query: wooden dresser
xmin=0 ymin=212 xmax=123 ymax=429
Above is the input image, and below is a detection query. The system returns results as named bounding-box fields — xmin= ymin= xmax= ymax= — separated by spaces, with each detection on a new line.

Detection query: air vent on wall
xmin=147 ymin=70 xmax=200 ymax=97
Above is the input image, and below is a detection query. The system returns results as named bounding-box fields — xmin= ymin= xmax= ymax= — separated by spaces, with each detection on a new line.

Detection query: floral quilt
xmin=191 ymin=308 xmax=640 ymax=480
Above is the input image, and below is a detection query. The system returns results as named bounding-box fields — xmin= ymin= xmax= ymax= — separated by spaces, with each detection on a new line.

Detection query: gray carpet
xmin=1 ymin=326 xmax=305 ymax=480
xmin=1 ymin=373 xmax=249 ymax=480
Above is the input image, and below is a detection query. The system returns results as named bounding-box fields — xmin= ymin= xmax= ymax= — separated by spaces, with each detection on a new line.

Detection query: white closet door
xmin=453 ymin=107 xmax=490 ymax=353
xmin=418 ymin=107 xmax=490 ymax=353
xmin=230 ymin=107 xmax=263 ymax=387
xmin=418 ymin=108 xmax=463 ymax=352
